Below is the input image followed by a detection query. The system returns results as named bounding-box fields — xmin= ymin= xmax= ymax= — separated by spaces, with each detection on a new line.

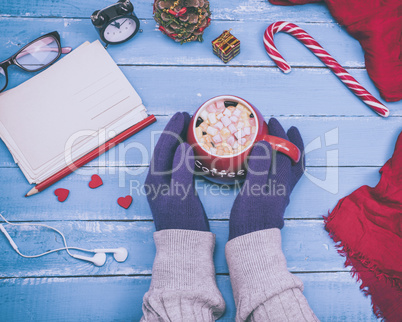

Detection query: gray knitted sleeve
xmin=141 ymin=229 xmax=226 ymax=322
xmin=225 ymin=228 xmax=319 ymax=322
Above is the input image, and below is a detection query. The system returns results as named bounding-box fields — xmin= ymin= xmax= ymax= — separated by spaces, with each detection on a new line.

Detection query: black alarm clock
xmin=91 ymin=0 xmax=140 ymax=45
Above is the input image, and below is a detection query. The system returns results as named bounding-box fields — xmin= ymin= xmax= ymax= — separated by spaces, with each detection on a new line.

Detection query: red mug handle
xmin=262 ymin=135 xmax=301 ymax=163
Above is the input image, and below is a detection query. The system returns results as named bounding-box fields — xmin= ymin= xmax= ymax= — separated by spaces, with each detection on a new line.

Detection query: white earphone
xmin=69 ymin=252 xmax=108 ymax=267
xmin=0 ymin=214 xmax=128 ymax=267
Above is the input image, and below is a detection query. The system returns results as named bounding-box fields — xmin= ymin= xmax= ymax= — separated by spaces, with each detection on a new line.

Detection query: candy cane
xmin=263 ymin=21 xmax=389 ymax=117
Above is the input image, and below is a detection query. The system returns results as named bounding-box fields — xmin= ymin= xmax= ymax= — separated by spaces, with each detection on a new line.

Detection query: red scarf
xmin=268 ymin=0 xmax=402 ymax=103
xmin=324 ymin=131 xmax=402 ymax=321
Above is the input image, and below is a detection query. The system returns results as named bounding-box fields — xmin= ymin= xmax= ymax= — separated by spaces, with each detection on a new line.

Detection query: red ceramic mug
xmin=187 ymin=95 xmax=301 ymax=184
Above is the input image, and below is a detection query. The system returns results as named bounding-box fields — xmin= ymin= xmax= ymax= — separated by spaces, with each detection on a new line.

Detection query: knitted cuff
xmin=150 ymin=229 xmax=218 ymax=290
xmin=225 ymin=229 xmax=304 ymax=302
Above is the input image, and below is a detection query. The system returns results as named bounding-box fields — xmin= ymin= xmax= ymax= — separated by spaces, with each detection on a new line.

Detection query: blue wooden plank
xmin=0 ymin=0 xmax=334 ymax=22
xmin=0 ymin=167 xmax=381 ymax=220
xmin=1 ymin=64 xmax=400 ymax=117
xmin=2 ymin=116 xmax=399 ymax=169
xmin=0 ymin=273 xmax=377 ymax=321
xmin=110 ymin=116 xmax=402 ymax=167
xmin=0 ymin=18 xmax=367 ymax=68
xmin=0 ymin=220 xmax=347 ymax=277
xmin=119 ymin=68 xmax=400 ymax=117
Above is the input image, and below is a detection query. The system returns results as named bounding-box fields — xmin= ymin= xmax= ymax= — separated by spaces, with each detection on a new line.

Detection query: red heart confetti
xmin=88 ymin=174 xmax=103 ymax=189
xmin=117 ymin=195 xmax=133 ymax=209
xmin=54 ymin=188 xmax=69 ymax=202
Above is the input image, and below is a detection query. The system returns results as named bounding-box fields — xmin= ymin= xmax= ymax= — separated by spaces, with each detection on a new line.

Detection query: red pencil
xmin=25 ymin=114 xmax=156 ymax=197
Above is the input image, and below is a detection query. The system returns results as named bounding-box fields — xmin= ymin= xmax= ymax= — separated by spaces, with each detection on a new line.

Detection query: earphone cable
xmin=0 ymin=213 xmax=94 ymax=259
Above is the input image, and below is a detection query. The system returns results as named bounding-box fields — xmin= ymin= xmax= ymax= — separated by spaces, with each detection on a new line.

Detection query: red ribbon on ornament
xmin=168 ymin=7 xmax=187 ymax=17
xmin=159 ymin=26 xmax=177 ymax=39
xmin=198 ymin=18 xmax=211 ymax=33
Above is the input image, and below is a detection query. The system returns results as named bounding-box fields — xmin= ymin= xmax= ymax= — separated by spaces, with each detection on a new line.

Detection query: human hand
xmin=228 ymin=118 xmax=305 ymax=240
xmin=145 ymin=112 xmax=209 ymax=231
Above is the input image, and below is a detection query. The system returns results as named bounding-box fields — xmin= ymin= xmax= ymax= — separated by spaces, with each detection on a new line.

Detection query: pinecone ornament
xmin=154 ymin=0 xmax=211 ymax=43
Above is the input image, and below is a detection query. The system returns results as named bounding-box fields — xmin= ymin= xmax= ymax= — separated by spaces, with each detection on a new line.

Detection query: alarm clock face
xmin=103 ymin=17 xmax=138 ymax=43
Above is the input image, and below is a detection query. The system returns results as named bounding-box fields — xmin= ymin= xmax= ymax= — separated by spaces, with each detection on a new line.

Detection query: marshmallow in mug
xmin=194 ymin=100 xmax=257 ymax=156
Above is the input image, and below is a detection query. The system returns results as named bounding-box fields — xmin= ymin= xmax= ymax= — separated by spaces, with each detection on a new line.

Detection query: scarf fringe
xmin=323 ymin=212 xmax=401 ymax=321
xmin=323 ymin=212 xmax=401 ymax=289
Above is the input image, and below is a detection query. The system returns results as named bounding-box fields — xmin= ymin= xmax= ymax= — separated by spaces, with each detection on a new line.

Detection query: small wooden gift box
xmin=212 ymin=29 xmax=240 ymax=64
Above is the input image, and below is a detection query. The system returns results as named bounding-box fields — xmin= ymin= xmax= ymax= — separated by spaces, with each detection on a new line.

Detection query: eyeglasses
xmin=0 ymin=31 xmax=72 ymax=93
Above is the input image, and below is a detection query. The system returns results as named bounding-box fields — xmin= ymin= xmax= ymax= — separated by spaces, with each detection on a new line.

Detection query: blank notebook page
xmin=0 ymin=40 xmax=143 ymax=172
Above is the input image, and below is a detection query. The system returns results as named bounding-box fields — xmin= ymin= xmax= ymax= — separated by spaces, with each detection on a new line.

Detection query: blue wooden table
xmin=0 ymin=1 xmax=401 ymax=321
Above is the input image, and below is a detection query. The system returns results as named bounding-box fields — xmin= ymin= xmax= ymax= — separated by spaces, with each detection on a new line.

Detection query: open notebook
xmin=0 ymin=40 xmax=150 ymax=184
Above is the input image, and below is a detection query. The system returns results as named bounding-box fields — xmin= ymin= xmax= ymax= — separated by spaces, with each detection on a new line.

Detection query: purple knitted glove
xmin=228 ymin=118 xmax=305 ymax=240
xmin=145 ymin=112 xmax=209 ymax=232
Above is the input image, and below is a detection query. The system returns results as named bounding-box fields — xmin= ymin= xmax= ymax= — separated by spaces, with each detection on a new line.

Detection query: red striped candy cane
xmin=263 ymin=21 xmax=390 ymax=117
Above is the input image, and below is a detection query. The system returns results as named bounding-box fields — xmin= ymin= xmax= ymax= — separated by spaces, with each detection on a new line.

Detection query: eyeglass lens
xmin=15 ymin=36 xmax=60 ymax=71
xmin=0 ymin=67 xmax=6 ymax=92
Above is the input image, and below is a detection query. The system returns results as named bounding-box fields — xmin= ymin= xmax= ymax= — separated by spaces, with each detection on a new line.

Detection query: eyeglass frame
xmin=0 ymin=31 xmax=70 ymax=93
